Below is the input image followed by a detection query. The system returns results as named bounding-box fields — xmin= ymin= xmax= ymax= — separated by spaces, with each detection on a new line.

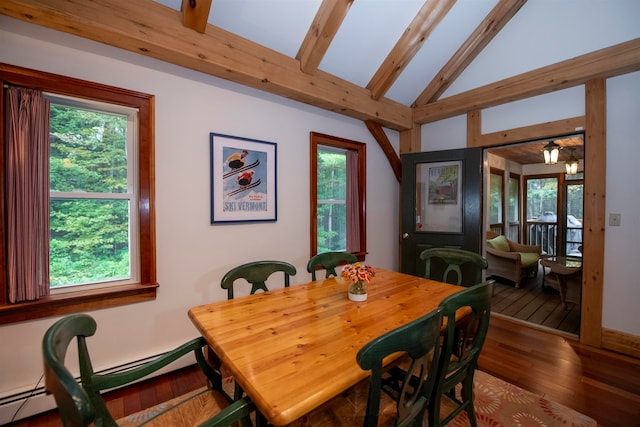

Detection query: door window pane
xmin=415 ymin=161 xmax=462 ymax=233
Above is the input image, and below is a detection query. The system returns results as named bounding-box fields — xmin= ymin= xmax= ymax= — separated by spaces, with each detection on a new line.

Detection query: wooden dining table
xmin=188 ymin=268 xmax=467 ymax=426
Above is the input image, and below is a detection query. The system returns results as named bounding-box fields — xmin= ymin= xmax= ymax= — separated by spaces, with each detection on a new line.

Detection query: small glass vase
xmin=348 ymin=280 xmax=368 ymax=302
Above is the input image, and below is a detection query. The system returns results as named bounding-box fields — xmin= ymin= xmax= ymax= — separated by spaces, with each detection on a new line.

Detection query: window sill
xmin=0 ymin=282 xmax=158 ymax=325
xmin=353 ymin=251 xmax=368 ymax=263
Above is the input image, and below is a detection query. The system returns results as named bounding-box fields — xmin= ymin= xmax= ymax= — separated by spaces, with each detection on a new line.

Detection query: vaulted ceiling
xmin=153 ymin=0 xmax=520 ymax=109
xmin=2 ymin=0 xmax=640 ymax=141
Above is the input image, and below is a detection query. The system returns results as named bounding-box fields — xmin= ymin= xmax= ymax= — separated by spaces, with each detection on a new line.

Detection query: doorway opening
xmin=484 ymin=134 xmax=584 ymax=337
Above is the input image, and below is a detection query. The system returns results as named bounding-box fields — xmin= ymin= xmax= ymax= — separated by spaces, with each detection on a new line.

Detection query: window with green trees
xmin=316 ymin=146 xmax=347 ymax=252
xmin=526 ymin=177 xmax=557 ymax=220
xmin=310 ymin=132 xmax=365 ymax=260
xmin=48 ymin=100 xmax=137 ymax=288
xmin=0 ymin=63 xmax=156 ymax=325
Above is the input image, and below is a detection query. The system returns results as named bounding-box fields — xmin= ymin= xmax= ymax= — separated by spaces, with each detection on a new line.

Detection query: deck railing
xmin=491 ymin=220 xmax=582 ymax=257
xmin=526 ymin=221 xmax=557 ymax=256
xmin=525 ymin=221 xmax=583 ymax=256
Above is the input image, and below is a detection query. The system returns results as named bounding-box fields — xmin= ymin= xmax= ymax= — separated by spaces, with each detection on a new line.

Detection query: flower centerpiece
xmin=341 ymin=262 xmax=375 ymax=301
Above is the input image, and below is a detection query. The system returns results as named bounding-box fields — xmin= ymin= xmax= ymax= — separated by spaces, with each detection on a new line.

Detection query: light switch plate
xmin=609 ymin=213 xmax=621 ymax=226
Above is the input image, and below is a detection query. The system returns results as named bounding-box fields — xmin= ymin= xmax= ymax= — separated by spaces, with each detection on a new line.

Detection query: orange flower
xmin=341 ymin=262 xmax=375 ymax=283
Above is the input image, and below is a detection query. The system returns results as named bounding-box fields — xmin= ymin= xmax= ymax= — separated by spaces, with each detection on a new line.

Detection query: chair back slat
xmin=307 ymin=251 xmax=357 ymax=280
xmin=221 ymin=260 xmax=297 ymax=299
xmin=420 ymin=248 xmax=488 ymax=287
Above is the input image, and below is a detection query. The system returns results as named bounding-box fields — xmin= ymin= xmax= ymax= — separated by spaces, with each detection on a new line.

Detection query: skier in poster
xmin=237 ymin=170 xmax=254 ymax=186
xmin=226 ymin=150 xmax=248 ymax=169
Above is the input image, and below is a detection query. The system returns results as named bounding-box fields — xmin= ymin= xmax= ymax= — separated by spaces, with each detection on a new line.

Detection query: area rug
xmin=304 ymin=369 xmax=597 ymax=427
xmin=446 ymin=370 xmax=597 ymax=427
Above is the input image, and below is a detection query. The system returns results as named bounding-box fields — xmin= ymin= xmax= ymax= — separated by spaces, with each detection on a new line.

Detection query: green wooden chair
xmin=420 ymin=248 xmax=488 ymax=287
xmin=357 ymin=308 xmax=443 ymax=427
xmin=428 ymin=281 xmax=494 ymax=427
xmin=42 ymin=313 xmax=255 ymax=427
xmin=220 ymin=260 xmax=297 ymax=299
xmin=306 ymin=251 xmax=357 ymax=280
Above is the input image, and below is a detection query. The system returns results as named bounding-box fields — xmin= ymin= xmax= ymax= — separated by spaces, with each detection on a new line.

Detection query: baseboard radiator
xmin=0 ymin=352 xmax=194 ymax=424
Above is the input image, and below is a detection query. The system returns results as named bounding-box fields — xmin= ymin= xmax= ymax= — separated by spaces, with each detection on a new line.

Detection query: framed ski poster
xmin=210 ymin=133 xmax=277 ymax=223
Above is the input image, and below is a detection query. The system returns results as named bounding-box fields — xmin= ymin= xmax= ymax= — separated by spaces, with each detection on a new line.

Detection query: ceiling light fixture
xmin=565 ymin=148 xmax=579 ymax=174
xmin=543 ymin=141 xmax=561 ymax=164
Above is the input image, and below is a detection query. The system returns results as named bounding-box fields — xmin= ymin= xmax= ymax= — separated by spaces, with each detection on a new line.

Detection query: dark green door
xmin=401 ymin=148 xmax=482 ymax=277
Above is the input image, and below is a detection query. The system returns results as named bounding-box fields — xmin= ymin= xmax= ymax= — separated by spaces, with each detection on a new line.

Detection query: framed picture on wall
xmin=210 ymin=133 xmax=277 ymax=223
xmin=428 ymin=164 xmax=459 ymax=205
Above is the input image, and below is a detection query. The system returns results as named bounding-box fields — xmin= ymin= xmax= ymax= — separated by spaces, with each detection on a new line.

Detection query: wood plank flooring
xmin=8 ymin=318 xmax=640 ymax=427
xmin=490 ymin=267 xmax=581 ymax=335
xmin=479 ymin=316 xmax=640 ymax=427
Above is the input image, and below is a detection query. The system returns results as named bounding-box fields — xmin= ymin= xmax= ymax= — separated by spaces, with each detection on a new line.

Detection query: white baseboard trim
xmin=0 ymin=354 xmax=194 ymax=424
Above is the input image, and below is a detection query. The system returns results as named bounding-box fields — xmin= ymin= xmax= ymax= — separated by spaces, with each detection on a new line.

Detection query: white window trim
xmin=46 ymin=94 xmax=140 ymax=293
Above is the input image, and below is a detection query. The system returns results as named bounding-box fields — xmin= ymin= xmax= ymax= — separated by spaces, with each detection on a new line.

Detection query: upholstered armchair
xmin=485 ymin=232 xmax=541 ymax=288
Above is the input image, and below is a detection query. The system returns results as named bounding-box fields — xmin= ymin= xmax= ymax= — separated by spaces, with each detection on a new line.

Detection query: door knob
xmin=402 ymin=233 xmax=409 ymax=239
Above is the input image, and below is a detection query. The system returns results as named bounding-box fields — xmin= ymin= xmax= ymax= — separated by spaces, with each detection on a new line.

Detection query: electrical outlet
xmin=609 ymin=213 xmax=621 ymax=226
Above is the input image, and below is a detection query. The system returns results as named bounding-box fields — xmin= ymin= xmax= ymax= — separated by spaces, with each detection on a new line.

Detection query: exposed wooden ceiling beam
xmin=181 ymin=0 xmax=211 ymax=33
xmin=414 ymin=38 xmax=640 ymax=124
xmin=1 ymin=0 xmax=412 ymax=131
xmin=367 ymin=0 xmax=456 ymax=101
xmin=364 ymin=120 xmax=402 ymax=183
xmin=474 ymin=116 xmax=585 ymax=148
xmin=414 ymin=0 xmax=526 ymax=106
xmin=297 ymin=0 xmax=353 ymax=74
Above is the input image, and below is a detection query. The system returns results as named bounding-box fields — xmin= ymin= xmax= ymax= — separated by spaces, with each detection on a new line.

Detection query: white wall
xmin=603 ymin=71 xmax=640 ymax=335
xmin=0 ymin=16 xmax=400 ymax=414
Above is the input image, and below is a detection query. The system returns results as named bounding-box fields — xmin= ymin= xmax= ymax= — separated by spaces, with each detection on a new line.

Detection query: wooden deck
xmin=490 ymin=265 xmax=581 ymax=336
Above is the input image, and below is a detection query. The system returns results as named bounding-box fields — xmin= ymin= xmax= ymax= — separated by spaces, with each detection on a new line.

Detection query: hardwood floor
xmin=490 ymin=265 xmax=581 ymax=335
xmin=8 ymin=317 xmax=640 ymax=427
xmin=480 ymin=316 xmax=640 ymax=427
